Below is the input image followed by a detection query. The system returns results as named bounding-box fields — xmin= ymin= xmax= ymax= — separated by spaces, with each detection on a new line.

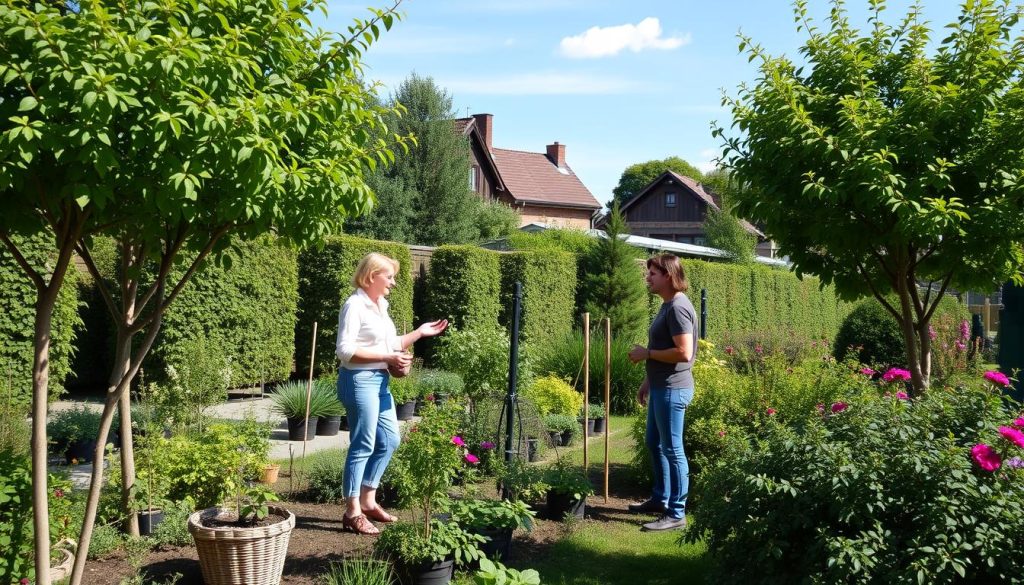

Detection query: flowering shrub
xmin=690 ymin=383 xmax=1024 ymax=584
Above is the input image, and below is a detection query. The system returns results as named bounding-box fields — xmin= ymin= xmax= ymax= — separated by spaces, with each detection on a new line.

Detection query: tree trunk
xmin=30 ymin=289 xmax=57 ymax=585
xmin=896 ymin=283 xmax=928 ymax=396
xmin=114 ymin=330 xmax=139 ymax=537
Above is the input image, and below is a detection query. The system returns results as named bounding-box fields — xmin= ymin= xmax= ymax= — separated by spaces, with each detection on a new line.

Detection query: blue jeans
xmin=337 ymin=368 xmax=401 ymax=498
xmin=646 ymin=386 xmax=693 ymax=519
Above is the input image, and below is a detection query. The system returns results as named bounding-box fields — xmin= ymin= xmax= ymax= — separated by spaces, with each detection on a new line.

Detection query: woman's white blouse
xmin=335 ymin=288 xmax=401 ymax=370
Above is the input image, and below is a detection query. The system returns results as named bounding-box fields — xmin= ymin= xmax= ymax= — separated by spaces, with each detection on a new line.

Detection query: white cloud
xmin=559 ymin=17 xmax=691 ymax=59
xmin=697 ymin=148 xmax=720 ymax=174
xmin=440 ymin=72 xmax=642 ymax=95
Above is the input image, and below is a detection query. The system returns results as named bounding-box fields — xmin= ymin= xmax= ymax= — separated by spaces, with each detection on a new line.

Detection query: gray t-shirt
xmin=646 ymin=293 xmax=697 ymax=389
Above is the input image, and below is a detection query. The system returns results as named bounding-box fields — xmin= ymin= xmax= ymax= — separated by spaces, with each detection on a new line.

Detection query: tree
xmin=610 ymin=156 xmax=704 ymax=209
xmin=0 ymin=1 xmax=404 ymax=582
xmin=718 ymin=0 xmax=1024 ymax=394
xmin=584 ymin=202 xmax=649 ymax=341
xmin=701 ymin=168 xmax=758 ymax=264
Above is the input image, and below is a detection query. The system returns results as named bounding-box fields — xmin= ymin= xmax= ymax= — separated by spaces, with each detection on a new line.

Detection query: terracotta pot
xmin=261 ymin=464 xmax=281 ymax=485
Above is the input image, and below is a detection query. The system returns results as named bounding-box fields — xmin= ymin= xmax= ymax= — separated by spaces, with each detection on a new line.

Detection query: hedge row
xmin=295 ymin=235 xmax=413 ymax=377
xmin=148 ymin=236 xmax=299 ymax=388
xmin=0 ymin=232 xmax=80 ymax=406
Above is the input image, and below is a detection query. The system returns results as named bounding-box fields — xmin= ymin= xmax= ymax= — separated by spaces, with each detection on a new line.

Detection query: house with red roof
xmin=455 ymin=113 xmax=602 ymax=229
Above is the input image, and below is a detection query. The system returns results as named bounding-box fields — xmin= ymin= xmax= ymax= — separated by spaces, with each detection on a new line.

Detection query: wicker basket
xmin=188 ymin=505 xmax=296 ymax=585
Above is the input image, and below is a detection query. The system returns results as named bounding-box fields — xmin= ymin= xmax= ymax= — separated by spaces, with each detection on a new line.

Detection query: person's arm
xmin=396 ymin=319 xmax=449 ymax=350
xmin=636 ymin=377 xmax=651 ymax=407
xmin=336 ymin=302 xmax=408 ymax=367
xmin=645 ymin=334 xmax=693 ymax=364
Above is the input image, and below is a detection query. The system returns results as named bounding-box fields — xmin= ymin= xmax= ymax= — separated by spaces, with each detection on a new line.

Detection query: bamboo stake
xmin=301 ymin=321 xmax=318 ymax=465
xmin=583 ymin=313 xmax=590 ymax=470
xmin=604 ymin=317 xmax=611 ymax=504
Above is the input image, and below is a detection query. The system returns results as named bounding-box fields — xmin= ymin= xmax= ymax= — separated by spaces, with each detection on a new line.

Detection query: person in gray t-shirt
xmin=626 ymin=254 xmax=697 ymax=531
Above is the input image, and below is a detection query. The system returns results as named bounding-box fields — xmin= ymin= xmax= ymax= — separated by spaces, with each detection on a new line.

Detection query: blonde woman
xmin=335 ymin=253 xmax=448 ymax=534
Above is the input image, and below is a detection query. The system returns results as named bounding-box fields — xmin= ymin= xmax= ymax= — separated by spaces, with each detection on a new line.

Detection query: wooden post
xmin=983 ymin=298 xmax=991 ymax=337
xmin=582 ymin=313 xmax=590 ymax=470
xmin=301 ymin=322 xmax=318 ymax=464
xmin=604 ymin=317 xmax=611 ymax=504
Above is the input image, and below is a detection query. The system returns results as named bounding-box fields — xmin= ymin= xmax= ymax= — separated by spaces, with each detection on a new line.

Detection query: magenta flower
xmin=480 ymin=441 xmax=495 ymax=450
xmin=955 ymin=340 xmax=966 ymax=351
xmin=830 ymin=402 xmax=848 ymax=414
xmin=999 ymin=426 xmax=1024 ymax=449
xmin=859 ymin=367 xmax=876 ymax=377
xmin=717 ymin=430 xmax=726 ymax=437
xmin=960 ymin=320 xmax=970 ymax=340
xmin=725 ymin=346 xmax=734 ymax=356
xmin=971 ymin=443 xmax=1002 ymax=471
xmin=816 ymin=403 xmax=826 ymax=414
xmin=1013 ymin=417 xmax=1024 ymax=429
xmin=983 ymin=370 xmax=1011 ymax=387
xmin=20 ymin=579 xmax=29 ymax=585
xmin=464 ymin=453 xmax=480 ymax=465
xmin=896 ymin=391 xmax=909 ymax=400
xmin=765 ymin=408 xmax=777 ymax=416
xmin=754 ymin=344 xmax=764 ymax=355
xmin=451 ymin=436 xmax=466 ymax=447
xmin=54 ymin=488 xmax=64 ymax=498
xmin=882 ymin=368 xmax=912 ymax=383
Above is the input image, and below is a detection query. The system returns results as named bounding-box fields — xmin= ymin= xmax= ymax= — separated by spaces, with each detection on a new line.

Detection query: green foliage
xmin=494 ymin=457 xmax=548 ymax=504
xmin=150 ymin=498 xmax=194 ymax=547
xmin=720 ymin=1 xmax=1024 ymax=387
xmin=690 ymin=383 xmax=1024 ymax=584
xmin=449 ymin=498 xmax=535 ymax=532
xmin=703 ymin=206 xmax=757 ymax=264
xmin=586 ymin=403 xmax=605 ymax=419
xmin=506 ymin=229 xmax=597 ymax=316
xmin=0 ymin=387 xmax=28 ymax=457
xmin=474 ymin=558 xmax=542 ymax=585
xmin=0 ymin=453 xmax=31 ymax=583
xmin=0 ymin=232 xmax=80 ymax=406
xmin=147 ymin=237 xmax=298 ymax=388
xmin=414 ymin=369 xmax=466 ymax=400
xmin=611 ymin=157 xmax=704 ymax=209
xmin=542 ymin=414 xmax=578 ymax=434
xmin=499 ymin=250 xmax=577 ymax=347
xmin=158 ymin=423 xmax=264 ymax=509
xmin=388 ymin=371 xmax=418 ymax=404
xmin=475 ymin=201 xmax=522 ymax=242
xmin=322 ymin=558 xmax=395 ymax=585
xmin=424 ymin=245 xmax=502 ymax=333
xmin=523 ymin=375 xmax=582 ymax=417
xmin=152 ymin=334 xmax=231 ymax=432
xmin=374 ymin=518 xmax=485 ymax=566
xmin=834 ymin=296 xmax=969 ymax=370
xmin=307 ymin=456 xmax=347 ymax=504
xmin=47 ymin=405 xmax=102 ymax=447
xmin=583 ymin=203 xmax=649 ymax=342
xmin=436 ymin=327 xmax=529 ymax=403
xmin=543 ymin=459 xmax=593 ymax=501
xmin=270 ymin=380 xmax=335 ymax=419
xmin=87 ymin=523 xmax=122 ymax=560
xmin=533 ymin=328 xmax=648 ymax=416
xmin=295 ymin=234 xmax=413 ymax=377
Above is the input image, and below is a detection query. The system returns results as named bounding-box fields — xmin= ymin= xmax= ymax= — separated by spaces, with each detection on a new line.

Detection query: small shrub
xmin=47 ymin=405 xmax=102 ymax=449
xmin=322 ymin=557 xmax=394 ymax=585
xmin=308 ymin=456 xmax=347 ymax=504
xmin=0 ymin=453 xmax=32 ymax=582
xmin=522 ymin=375 xmax=581 ymax=418
xmin=435 ymin=326 xmax=531 ymax=403
xmin=415 ymin=369 xmax=465 ymax=400
xmin=388 ymin=372 xmax=418 ymax=404
xmin=151 ymin=498 xmax=194 ymax=547
xmin=88 ymin=522 xmax=123 ymax=559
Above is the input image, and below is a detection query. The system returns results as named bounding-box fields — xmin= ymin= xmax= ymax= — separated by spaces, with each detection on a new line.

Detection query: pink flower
xmin=725 ymin=346 xmax=734 ymax=356
xmin=928 ymin=325 xmax=937 ymax=340
xmin=451 ymin=436 xmax=466 ymax=447
xmin=717 ymin=430 xmax=726 ymax=437
xmin=20 ymin=579 xmax=29 ymax=585
xmin=960 ymin=320 xmax=970 ymax=340
xmin=816 ymin=403 xmax=825 ymax=414
xmin=765 ymin=408 xmax=776 ymax=416
xmin=882 ymin=368 xmax=912 ymax=383
xmin=983 ymin=370 xmax=1011 ymax=387
xmin=830 ymin=402 xmax=848 ymax=414
xmin=895 ymin=391 xmax=909 ymax=400
xmin=971 ymin=443 xmax=1002 ymax=471
xmin=426 ymin=394 xmax=436 ymax=402
xmin=859 ymin=367 xmax=875 ymax=377
xmin=1013 ymin=417 xmax=1024 ymax=429
xmin=754 ymin=344 xmax=764 ymax=355
xmin=998 ymin=426 xmax=1024 ymax=449
xmin=54 ymin=488 xmax=64 ymax=498
xmin=955 ymin=340 xmax=966 ymax=351
xmin=480 ymin=441 xmax=495 ymax=450
xmin=465 ymin=453 xmax=480 ymax=465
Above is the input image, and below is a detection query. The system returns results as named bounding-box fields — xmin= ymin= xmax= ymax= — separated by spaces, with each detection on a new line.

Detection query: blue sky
xmin=314 ymin=1 xmax=963 ymax=208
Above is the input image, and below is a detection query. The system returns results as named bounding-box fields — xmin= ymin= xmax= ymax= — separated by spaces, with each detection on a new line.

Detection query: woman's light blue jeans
xmin=337 ymin=368 xmax=401 ymax=498
xmin=646 ymin=386 xmax=694 ymax=520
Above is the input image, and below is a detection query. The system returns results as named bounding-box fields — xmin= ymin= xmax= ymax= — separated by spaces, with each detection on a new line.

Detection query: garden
xmin=3 ymin=1 xmax=1024 ymax=585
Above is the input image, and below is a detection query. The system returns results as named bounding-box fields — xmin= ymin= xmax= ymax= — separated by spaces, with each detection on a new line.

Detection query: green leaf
xmin=18 ymin=96 xmax=37 ymax=111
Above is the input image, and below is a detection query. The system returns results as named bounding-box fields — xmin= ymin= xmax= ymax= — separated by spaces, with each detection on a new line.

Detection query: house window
xmin=469 ymin=166 xmax=478 ymax=192
xmin=665 ymin=192 xmax=677 ymax=207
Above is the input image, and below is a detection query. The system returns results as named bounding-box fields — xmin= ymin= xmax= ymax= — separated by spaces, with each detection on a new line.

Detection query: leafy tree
xmin=610 ymin=156 xmax=703 ymax=208
xmin=718 ymin=0 xmax=1024 ymax=394
xmin=345 ymin=172 xmax=417 ymax=242
xmin=584 ymin=202 xmax=649 ymax=341
xmin=701 ymin=169 xmax=757 ymax=263
xmin=474 ymin=200 xmax=521 ymax=241
xmin=0 ymin=1 xmax=403 ymax=582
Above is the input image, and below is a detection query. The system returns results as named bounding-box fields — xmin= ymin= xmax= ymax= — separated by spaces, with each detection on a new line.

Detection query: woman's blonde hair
xmin=352 ymin=253 xmax=400 ymax=290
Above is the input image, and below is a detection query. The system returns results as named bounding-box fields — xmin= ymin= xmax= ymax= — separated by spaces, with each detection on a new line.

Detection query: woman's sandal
xmin=342 ymin=514 xmax=380 ymax=535
xmin=363 ymin=506 xmax=398 ymax=523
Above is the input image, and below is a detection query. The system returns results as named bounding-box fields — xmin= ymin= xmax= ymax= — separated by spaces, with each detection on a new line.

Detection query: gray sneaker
xmin=641 ymin=515 xmax=687 ymax=532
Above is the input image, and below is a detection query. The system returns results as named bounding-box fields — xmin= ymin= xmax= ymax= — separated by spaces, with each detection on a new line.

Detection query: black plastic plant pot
xmin=527 ymin=437 xmax=540 ymax=462
xmin=560 ymin=430 xmax=574 ymax=447
xmin=316 ymin=415 xmax=342 ymax=437
xmin=286 ymin=416 xmax=317 ymax=441
xmin=476 ymin=527 xmax=514 ymax=562
xmin=137 ymin=509 xmax=165 ymax=536
xmin=584 ymin=418 xmax=596 ymax=437
xmin=399 ymin=557 xmax=454 ymax=585
xmin=64 ymin=439 xmax=97 ymax=464
xmin=395 ymin=400 xmax=417 ymax=421
xmin=545 ymin=490 xmax=585 ymax=520
xmin=593 ymin=417 xmax=606 ymax=434
xmin=548 ymin=431 xmax=562 ymax=447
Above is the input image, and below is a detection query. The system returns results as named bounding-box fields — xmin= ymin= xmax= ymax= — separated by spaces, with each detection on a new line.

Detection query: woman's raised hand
xmin=416 ymin=319 xmax=449 ymax=338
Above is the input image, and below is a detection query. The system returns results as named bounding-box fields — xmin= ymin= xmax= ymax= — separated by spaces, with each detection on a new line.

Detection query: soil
xmin=199 ymin=510 xmax=290 ymax=530
xmin=84 ymin=491 xmax=643 ymax=585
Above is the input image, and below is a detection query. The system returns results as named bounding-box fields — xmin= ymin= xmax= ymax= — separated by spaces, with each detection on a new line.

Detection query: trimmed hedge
xmin=499 ymin=250 xmax=577 ymax=345
xmin=296 ymin=235 xmax=413 ymax=377
xmin=663 ymin=259 xmax=852 ymax=343
xmin=148 ymin=236 xmax=299 ymax=387
xmin=423 ymin=245 xmax=502 ymax=331
xmin=506 ymin=229 xmax=596 ymax=316
xmin=0 ymin=232 xmax=80 ymax=407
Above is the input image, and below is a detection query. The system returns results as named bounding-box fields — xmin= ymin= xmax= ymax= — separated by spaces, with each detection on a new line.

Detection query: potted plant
xmin=47 ymin=405 xmax=107 ymax=463
xmin=526 ymin=436 xmax=540 ymax=462
xmin=495 ymin=458 xmax=548 ymax=505
xmin=270 ymin=380 xmax=323 ymax=441
xmin=189 ymin=460 xmax=294 ymax=585
xmin=375 ymin=404 xmax=483 ymax=584
xmin=390 ymin=372 xmax=419 ymax=421
xmin=311 ymin=378 xmax=345 ymax=436
xmin=449 ymin=498 xmax=534 ymax=562
xmin=133 ymin=428 xmax=169 ymax=535
xmin=543 ymin=459 xmax=593 ymax=520
xmin=543 ymin=414 xmax=577 ymax=448
xmin=416 ymin=369 xmax=465 ymax=412
xmin=587 ymin=402 xmax=606 ymax=434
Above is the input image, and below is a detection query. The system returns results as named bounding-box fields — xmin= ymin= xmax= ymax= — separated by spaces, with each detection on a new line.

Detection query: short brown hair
xmin=352 ymin=253 xmax=399 ymax=290
xmin=646 ymin=254 xmax=688 ymax=293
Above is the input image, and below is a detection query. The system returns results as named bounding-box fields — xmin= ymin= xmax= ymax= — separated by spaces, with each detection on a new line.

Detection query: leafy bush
xmin=388 ymin=372 xmax=418 ymax=404
xmin=415 ymin=369 xmax=466 ymax=400
xmin=690 ymin=383 xmax=1024 ymax=584
xmin=533 ymin=328 xmax=646 ymax=415
xmin=160 ymin=424 xmax=261 ymax=508
xmin=322 ymin=557 xmax=395 ymax=585
xmin=449 ymin=497 xmax=535 ymax=532
xmin=522 ymin=375 xmax=581 ymax=417
xmin=87 ymin=522 xmax=123 ymax=559
xmin=499 ymin=250 xmax=577 ymax=347
xmin=542 ymin=413 xmax=578 ymax=434
xmin=435 ymin=326 xmax=530 ymax=403
xmin=506 ymin=227 xmax=597 ymax=317
xmin=474 ymin=558 xmax=541 ymax=585
xmin=424 ymin=245 xmax=502 ymax=333
xmin=47 ymin=404 xmax=102 ymax=447
xmin=153 ymin=334 xmax=232 ymax=432
xmin=833 ymin=295 xmax=968 ymax=369
xmin=307 ymin=456 xmax=347 ymax=504
xmin=151 ymin=497 xmax=195 ymax=547
xmin=0 ymin=453 xmax=32 ymax=583
xmin=270 ymin=380 xmax=336 ymax=419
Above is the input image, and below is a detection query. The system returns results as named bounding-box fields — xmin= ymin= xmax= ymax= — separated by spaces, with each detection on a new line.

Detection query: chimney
xmin=472 ymin=113 xmax=493 ymax=152
xmin=546 ymin=142 xmax=566 ymax=168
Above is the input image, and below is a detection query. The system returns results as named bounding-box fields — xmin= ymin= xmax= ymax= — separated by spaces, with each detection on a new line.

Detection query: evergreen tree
xmin=584 ymin=202 xmax=649 ymax=341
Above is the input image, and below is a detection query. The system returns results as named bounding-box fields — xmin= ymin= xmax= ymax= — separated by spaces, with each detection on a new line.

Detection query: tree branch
xmin=922 ymin=271 xmax=954 ymax=323
xmin=75 ymin=241 xmax=120 ymax=321
xmin=0 ymin=232 xmax=45 ymax=290
xmin=857 ymin=260 xmax=904 ymax=323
